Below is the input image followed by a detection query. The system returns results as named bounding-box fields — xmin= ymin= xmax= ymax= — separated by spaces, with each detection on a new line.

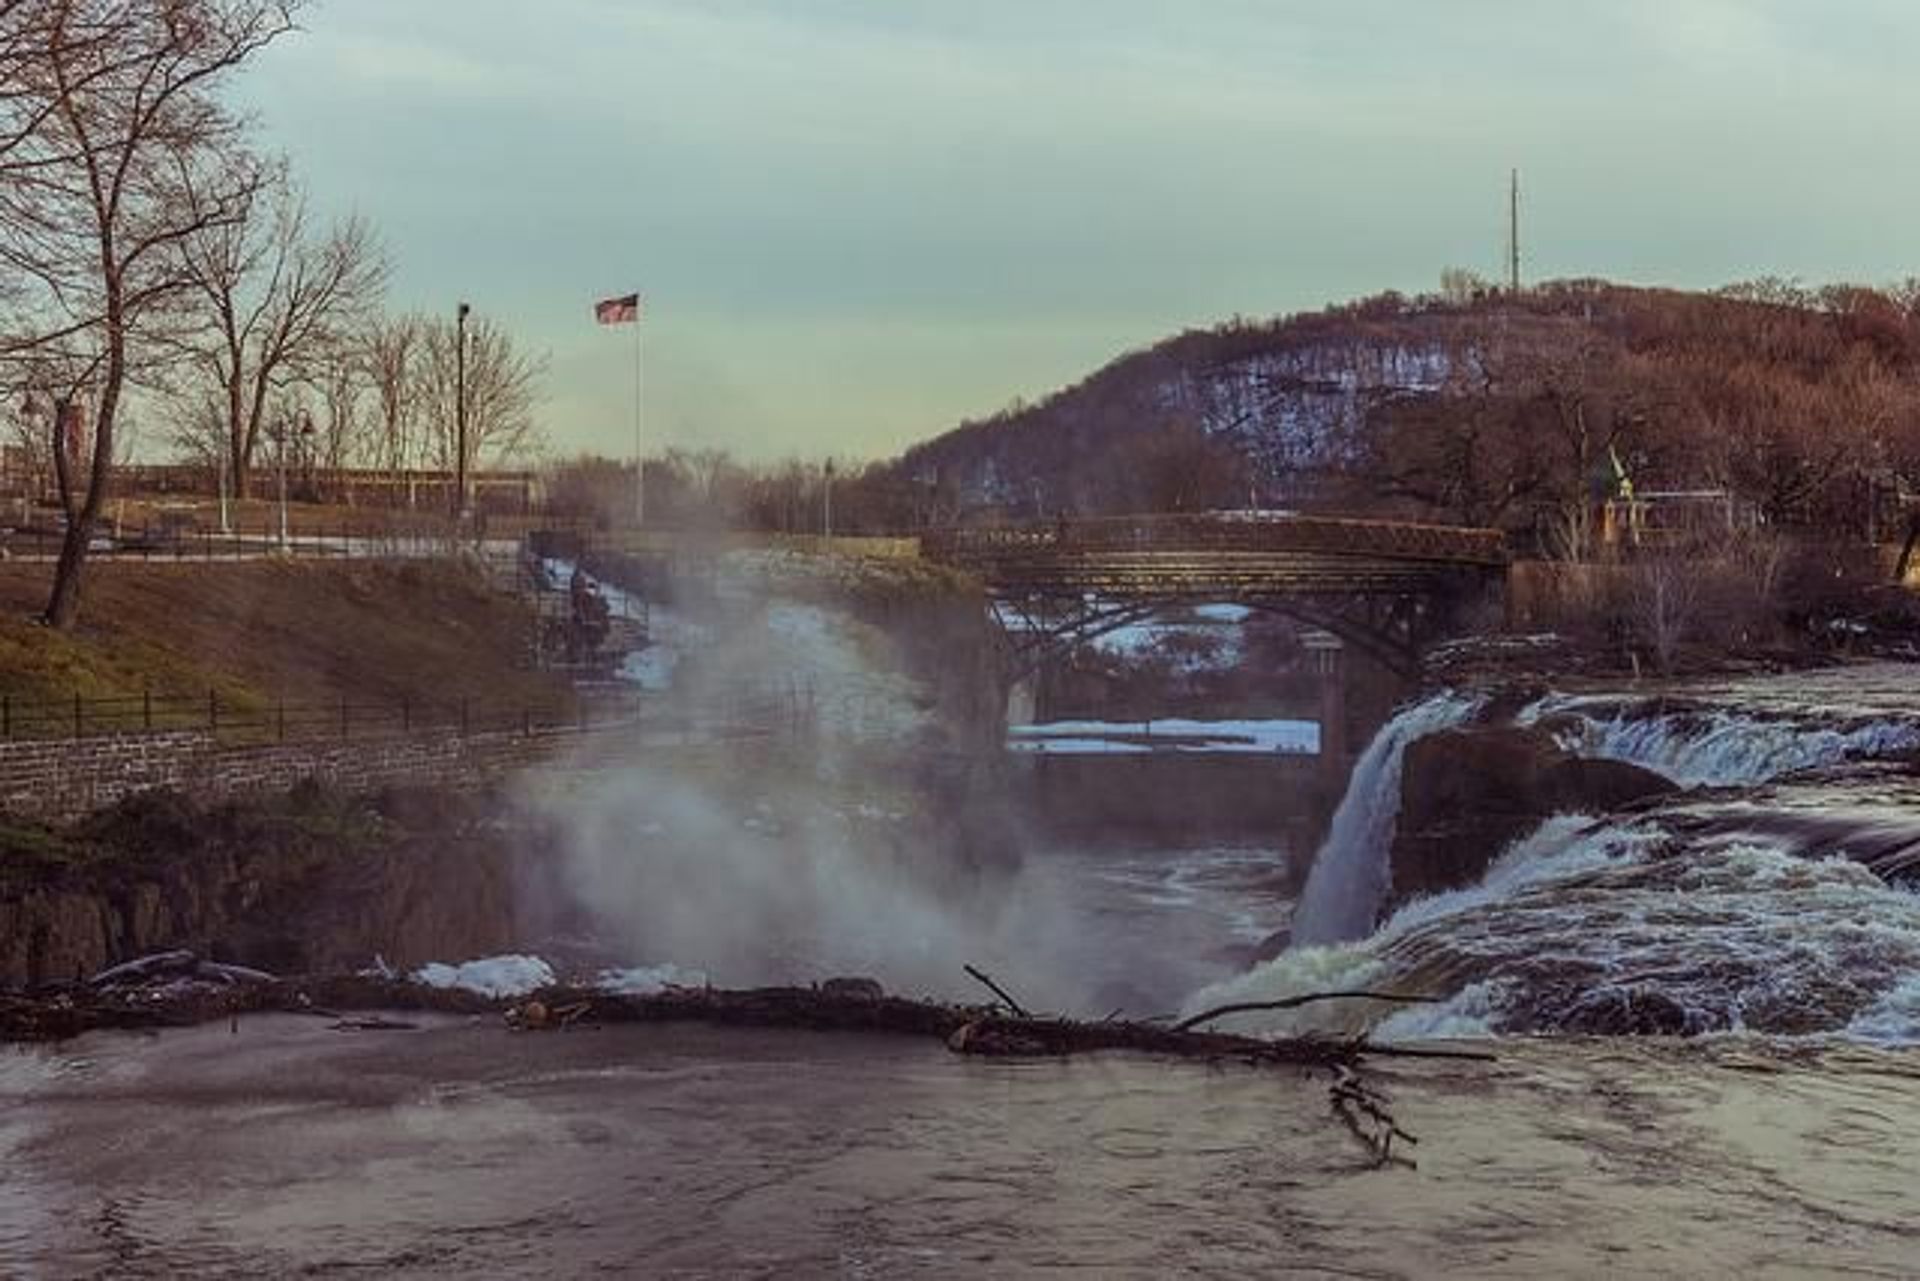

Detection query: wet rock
xmin=944 ymin=1019 xmax=1048 ymax=1056
xmin=1392 ymin=725 xmax=1679 ymax=905
xmin=819 ymin=976 xmax=885 ymax=1002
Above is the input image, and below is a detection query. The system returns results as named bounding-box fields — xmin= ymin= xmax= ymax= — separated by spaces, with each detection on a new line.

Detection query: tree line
xmin=0 ymin=1 xmax=543 ymax=627
xmin=545 ymin=449 xmax=932 ymax=538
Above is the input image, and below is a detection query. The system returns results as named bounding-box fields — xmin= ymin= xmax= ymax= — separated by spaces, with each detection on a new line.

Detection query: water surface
xmin=3 ymin=1019 xmax=1914 ymax=1278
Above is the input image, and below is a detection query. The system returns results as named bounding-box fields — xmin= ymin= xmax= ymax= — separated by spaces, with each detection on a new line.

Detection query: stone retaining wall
xmin=0 ymin=725 xmax=598 ymax=825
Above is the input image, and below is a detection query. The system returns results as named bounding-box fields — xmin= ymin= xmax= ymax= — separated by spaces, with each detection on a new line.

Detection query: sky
xmin=241 ymin=0 xmax=1920 ymax=463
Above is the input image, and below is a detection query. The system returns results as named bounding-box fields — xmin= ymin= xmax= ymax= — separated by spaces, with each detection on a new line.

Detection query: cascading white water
xmin=1519 ymin=696 xmax=1920 ymax=787
xmin=1190 ymin=664 xmax=1920 ymax=1046
xmin=1288 ymin=691 xmax=1482 ymax=946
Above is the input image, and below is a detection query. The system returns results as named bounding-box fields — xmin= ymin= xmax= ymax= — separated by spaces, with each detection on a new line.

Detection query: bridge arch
xmin=992 ymin=593 xmax=1423 ymax=684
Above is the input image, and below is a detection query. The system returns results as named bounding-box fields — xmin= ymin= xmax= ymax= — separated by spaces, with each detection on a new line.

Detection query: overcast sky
xmin=242 ymin=0 xmax=1920 ymax=462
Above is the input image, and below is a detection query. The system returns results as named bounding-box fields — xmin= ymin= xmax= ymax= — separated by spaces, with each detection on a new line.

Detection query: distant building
xmin=1601 ymin=490 xmax=1758 ymax=547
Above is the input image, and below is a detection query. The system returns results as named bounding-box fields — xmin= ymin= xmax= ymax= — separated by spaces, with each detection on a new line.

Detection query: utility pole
xmin=823 ymin=458 xmax=834 ymax=539
xmin=453 ymin=301 xmax=470 ymax=519
xmin=1507 ymin=168 xmax=1522 ymax=293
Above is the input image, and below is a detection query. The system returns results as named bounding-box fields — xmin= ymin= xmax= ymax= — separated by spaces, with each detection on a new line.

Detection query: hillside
xmin=0 ymin=561 xmax=571 ymax=722
xmin=890 ymin=280 xmax=1920 ymax=551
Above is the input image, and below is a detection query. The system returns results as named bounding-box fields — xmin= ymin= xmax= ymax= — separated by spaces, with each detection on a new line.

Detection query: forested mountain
xmin=881 ymin=279 xmax=1920 ymax=552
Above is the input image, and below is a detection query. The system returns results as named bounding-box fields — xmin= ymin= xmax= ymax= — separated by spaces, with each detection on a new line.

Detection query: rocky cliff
xmin=0 ymin=784 xmax=535 ymax=987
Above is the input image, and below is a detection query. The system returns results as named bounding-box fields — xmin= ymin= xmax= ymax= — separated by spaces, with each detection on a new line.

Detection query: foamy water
xmin=1235 ymin=665 xmax=1920 ymax=1047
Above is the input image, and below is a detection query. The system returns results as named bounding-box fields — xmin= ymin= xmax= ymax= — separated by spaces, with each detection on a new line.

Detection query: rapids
xmin=1198 ymin=663 xmax=1920 ymax=1045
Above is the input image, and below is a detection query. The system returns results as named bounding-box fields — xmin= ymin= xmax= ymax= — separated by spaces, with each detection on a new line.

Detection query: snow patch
xmin=594 ymin=963 xmax=708 ymax=995
xmin=1008 ymin=718 xmax=1319 ymax=755
xmin=412 ymin=955 xmax=555 ymax=998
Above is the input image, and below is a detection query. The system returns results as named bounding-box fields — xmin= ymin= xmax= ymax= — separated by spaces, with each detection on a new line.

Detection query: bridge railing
xmin=922 ymin=513 xmax=1507 ymax=568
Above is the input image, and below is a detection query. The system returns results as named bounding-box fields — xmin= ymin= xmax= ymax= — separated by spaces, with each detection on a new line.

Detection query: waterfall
xmin=1289 ymin=691 xmax=1482 ymax=947
xmin=1520 ymin=701 xmax=1920 ymax=788
xmin=1193 ymin=666 xmax=1920 ymax=1046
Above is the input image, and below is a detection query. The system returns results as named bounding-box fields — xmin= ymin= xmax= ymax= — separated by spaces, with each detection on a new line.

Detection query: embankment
xmin=0 ymin=784 xmax=541 ymax=987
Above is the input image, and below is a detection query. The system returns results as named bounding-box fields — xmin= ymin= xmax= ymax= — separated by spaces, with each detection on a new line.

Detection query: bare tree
xmin=0 ymin=0 xmax=299 ymax=627
xmin=417 ymin=311 xmax=545 ymax=473
xmin=177 ymin=169 xmax=385 ymax=497
xmin=300 ymin=331 xmax=368 ymax=482
xmin=363 ymin=310 xmax=422 ymax=480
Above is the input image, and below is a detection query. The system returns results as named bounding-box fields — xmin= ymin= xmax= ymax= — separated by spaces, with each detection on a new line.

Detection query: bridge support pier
xmin=1304 ymin=631 xmax=1348 ymax=793
xmin=1004 ymin=673 xmax=1040 ymax=728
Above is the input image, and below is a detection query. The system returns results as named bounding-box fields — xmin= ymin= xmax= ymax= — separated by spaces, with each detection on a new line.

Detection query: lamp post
xmin=276 ymin=411 xmax=313 ymax=552
xmin=276 ymin=417 xmax=290 ymax=551
xmin=454 ymin=301 xmax=470 ymax=520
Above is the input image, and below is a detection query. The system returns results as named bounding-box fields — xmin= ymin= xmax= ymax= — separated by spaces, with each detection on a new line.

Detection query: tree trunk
xmin=45 ymin=298 xmax=123 ymax=630
xmin=43 ymin=523 xmax=90 ymax=629
xmin=228 ymin=365 xmax=250 ymax=499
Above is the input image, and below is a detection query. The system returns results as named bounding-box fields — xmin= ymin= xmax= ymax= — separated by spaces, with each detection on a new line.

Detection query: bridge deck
xmin=923 ymin=514 xmax=1506 ymax=597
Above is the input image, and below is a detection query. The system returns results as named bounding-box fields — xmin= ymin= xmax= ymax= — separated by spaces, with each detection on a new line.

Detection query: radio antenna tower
xmin=1506 ymin=168 xmax=1522 ymax=293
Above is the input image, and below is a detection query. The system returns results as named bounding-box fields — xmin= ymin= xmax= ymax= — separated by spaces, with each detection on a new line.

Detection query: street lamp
xmin=217 ymin=450 xmax=231 ymax=535
xmin=453 ymin=301 xmax=470 ymax=520
xmin=276 ymin=410 xmax=313 ymax=552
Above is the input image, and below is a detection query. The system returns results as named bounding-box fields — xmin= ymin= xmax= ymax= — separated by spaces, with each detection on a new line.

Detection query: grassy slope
xmin=0 ymin=559 xmax=571 ymax=715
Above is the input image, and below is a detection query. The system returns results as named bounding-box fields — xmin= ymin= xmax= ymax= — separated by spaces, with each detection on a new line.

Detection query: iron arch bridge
xmin=921 ymin=513 xmax=1508 ymax=678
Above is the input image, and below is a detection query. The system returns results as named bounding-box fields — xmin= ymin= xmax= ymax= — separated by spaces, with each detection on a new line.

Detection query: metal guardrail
xmin=921 ymin=513 xmax=1509 ymax=568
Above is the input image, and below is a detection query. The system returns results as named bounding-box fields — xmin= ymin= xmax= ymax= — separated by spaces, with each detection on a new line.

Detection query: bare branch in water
xmin=1174 ymin=991 xmax=1441 ymax=1034
xmin=962 ymin=963 xmax=1031 ymax=1018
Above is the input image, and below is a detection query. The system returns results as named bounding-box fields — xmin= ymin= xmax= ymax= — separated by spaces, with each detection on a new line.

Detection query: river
xmin=5 ymin=661 xmax=1920 ymax=1276
xmin=4 ymin=1018 xmax=1917 ymax=1278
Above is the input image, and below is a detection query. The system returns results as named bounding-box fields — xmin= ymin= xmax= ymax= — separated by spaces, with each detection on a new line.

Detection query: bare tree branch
xmin=0 ymin=0 xmax=303 ymax=627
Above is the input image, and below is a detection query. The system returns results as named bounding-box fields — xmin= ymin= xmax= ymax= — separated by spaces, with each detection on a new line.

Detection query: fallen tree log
xmin=0 ymin=974 xmax=1489 ymax=1074
xmin=0 ymin=972 xmax=1479 ymax=1164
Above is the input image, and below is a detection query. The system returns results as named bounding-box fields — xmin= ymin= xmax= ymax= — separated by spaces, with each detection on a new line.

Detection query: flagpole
xmin=633 ymin=292 xmax=644 ymax=530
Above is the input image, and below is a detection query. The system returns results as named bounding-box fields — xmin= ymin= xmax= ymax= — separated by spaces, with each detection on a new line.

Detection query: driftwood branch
xmin=1330 ymin=1064 xmax=1419 ymax=1168
xmin=1174 ymin=991 xmax=1441 ymax=1033
xmin=962 ymin=964 xmax=1030 ymax=1019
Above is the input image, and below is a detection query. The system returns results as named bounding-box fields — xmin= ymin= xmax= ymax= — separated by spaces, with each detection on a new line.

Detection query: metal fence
xmin=0 ymin=684 xmax=811 ymax=746
xmin=0 ymin=520 xmax=512 ymax=565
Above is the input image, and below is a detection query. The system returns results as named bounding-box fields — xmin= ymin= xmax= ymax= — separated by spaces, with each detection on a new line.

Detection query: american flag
xmin=594 ymin=293 xmax=641 ymax=325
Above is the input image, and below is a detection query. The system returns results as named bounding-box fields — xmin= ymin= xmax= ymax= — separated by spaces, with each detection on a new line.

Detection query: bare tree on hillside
xmin=176 ymin=171 xmax=384 ymax=497
xmin=1509 ymin=334 xmax=1665 ymax=560
xmin=1358 ymin=324 xmax=1551 ymax=528
xmin=0 ymin=0 xmax=299 ymax=627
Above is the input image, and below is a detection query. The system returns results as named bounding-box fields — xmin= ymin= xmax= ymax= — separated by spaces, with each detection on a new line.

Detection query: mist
xmin=522 ymin=571 xmax=1115 ymax=1011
